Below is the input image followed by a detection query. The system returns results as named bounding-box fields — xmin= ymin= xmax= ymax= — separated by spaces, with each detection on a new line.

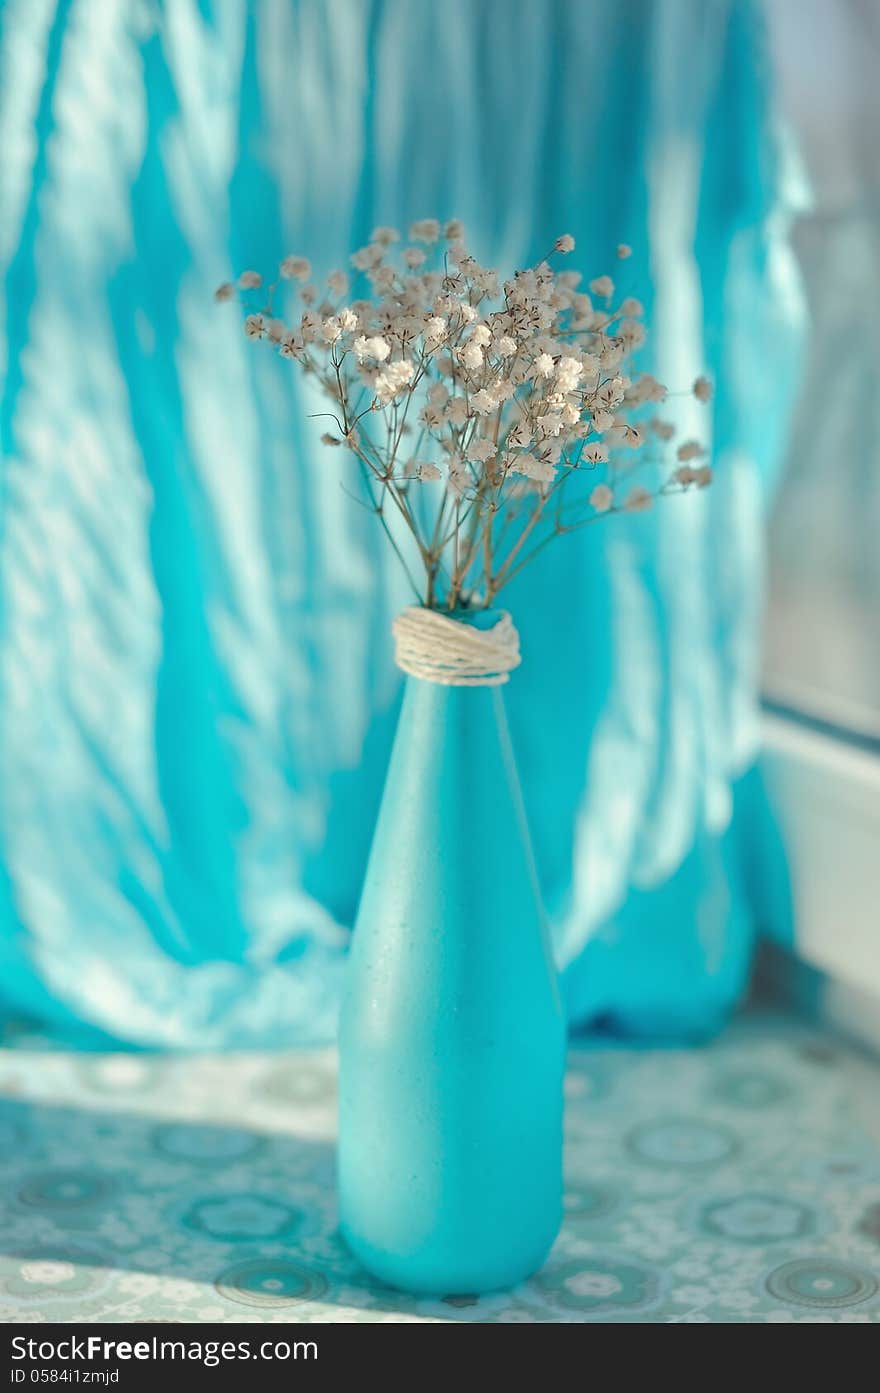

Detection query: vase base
xmin=340 ymin=1220 xmax=559 ymax=1297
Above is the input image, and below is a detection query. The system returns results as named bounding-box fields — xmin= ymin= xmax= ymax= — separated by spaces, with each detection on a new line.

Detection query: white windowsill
xmin=760 ymin=712 xmax=880 ymax=1043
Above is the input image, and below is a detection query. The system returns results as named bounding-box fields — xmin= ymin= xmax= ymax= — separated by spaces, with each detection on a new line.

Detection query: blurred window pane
xmin=763 ymin=0 xmax=880 ymax=739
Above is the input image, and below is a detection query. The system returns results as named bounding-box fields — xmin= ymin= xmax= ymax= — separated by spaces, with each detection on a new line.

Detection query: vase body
xmin=339 ymin=637 xmax=565 ymax=1295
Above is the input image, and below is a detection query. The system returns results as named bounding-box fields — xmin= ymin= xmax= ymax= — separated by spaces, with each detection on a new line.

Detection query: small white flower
xmin=473 ymin=266 xmax=499 ymax=296
xmin=427 ymin=382 xmax=449 ymax=407
xmin=279 ymin=331 xmax=302 ymax=359
xmin=351 ymin=244 xmax=383 ymax=271
xmin=506 ymin=421 xmax=532 ymax=449
xmin=469 ymin=439 xmax=496 ymax=462
xmin=244 ymin=313 xmax=266 ymax=339
xmin=620 ymin=296 xmax=643 ymax=317
xmin=338 ymin=307 xmax=359 ymax=332
xmin=534 ymin=352 xmax=554 ymax=378
xmin=322 ymin=316 xmax=343 ymax=343
xmin=495 ymin=335 xmax=517 ymax=357
xmin=538 ymin=410 xmax=564 ymax=437
xmin=599 ymin=342 xmax=624 ymax=370
xmin=444 ymin=218 xmax=465 ymax=240
xmin=458 ymin=341 xmax=484 ymax=372
xmin=374 ymin=361 xmax=414 ymax=404
xmin=589 ymin=274 xmax=614 ymax=299
xmin=630 ymin=373 xmax=666 ymax=403
xmin=590 ymin=484 xmax=614 ymax=512
xmin=458 ymin=304 xmax=478 ymax=324
xmin=327 ymin=270 xmax=349 ymax=296
xmin=320 ymin=432 xmax=342 ymax=446
xmin=619 ymin=319 xmax=647 ymax=349
xmin=423 ymin=315 xmax=447 ymax=345
xmin=593 ymin=377 xmax=627 ymax=411
xmin=554 ymin=234 xmax=575 ymax=253
xmin=591 ymin=409 xmax=614 ymax=433
xmin=555 ymin=356 xmax=583 ymax=392
xmin=409 ymin=218 xmax=441 ymax=243
xmin=280 ymin=256 xmax=310 ymax=281
xmin=445 ymin=397 xmax=469 ymax=426
xmin=624 ymin=485 xmax=653 ymax=512
xmin=693 ymin=375 xmax=713 ymax=403
xmin=470 ymin=389 xmax=496 ymax=414
xmin=651 ymin=417 xmax=676 ymax=440
xmin=371 ymin=226 xmax=399 ymax=246
xmin=369 ymin=266 xmax=396 ymax=294
xmin=676 ymin=439 xmax=705 ymax=461
xmin=214 ymin=282 xmax=235 ymax=302
xmin=583 ymin=443 xmax=608 ymax=464
xmin=511 ymin=453 xmax=556 ymax=483
xmin=238 ymin=270 xmax=262 ymax=289
xmin=616 ymin=243 xmax=633 ymax=259
xmin=354 ymin=334 xmax=391 ymax=363
xmin=469 ymin=323 xmax=492 ymax=348
xmin=404 ymin=247 xmax=426 ymax=268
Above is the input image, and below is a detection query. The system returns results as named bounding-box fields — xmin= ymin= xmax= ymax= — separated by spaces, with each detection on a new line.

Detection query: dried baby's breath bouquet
xmin=217 ymin=219 xmax=711 ymax=611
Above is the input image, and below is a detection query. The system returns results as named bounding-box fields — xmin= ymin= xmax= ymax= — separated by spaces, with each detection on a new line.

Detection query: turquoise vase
xmin=339 ymin=614 xmax=566 ymax=1295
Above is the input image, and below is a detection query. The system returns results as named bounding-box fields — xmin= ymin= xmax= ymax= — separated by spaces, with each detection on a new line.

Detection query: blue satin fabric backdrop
xmin=0 ymin=0 xmax=803 ymax=1047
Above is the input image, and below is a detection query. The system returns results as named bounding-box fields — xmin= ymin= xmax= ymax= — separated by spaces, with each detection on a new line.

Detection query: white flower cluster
xmin=221 ymin=221 xmax=712 ymax=609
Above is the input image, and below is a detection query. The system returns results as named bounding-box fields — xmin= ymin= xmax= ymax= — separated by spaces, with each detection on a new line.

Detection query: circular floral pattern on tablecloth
xmin=711 ymin=1071 xmax=792 ymax=1108
xmin=1 ymin=1247 xmax=113 ymax=1306
xmin=698 ymin=1194 xmax=816 ymax=1245
xmin=178 ymin=1194 xmax=304 ymax=1243
xmin=532 ymin=1255 xmax=664 ymax=1318
xmin=764 ymin=1259 xmax=879 ymax=1310
xmin=152 ymin=1123 xmax=263 ymax=1165
xmin=17 ymin=1168 xmax=118 ymax=1213
xmin=626 ymin=1117 xmax=738 ymax=1167
xmin=215 ymin=1258 xmax=329 ymax=1308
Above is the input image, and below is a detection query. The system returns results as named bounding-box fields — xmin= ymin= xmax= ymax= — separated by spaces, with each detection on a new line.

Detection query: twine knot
xmin=392 ymin=606 xmax=521 ymax=687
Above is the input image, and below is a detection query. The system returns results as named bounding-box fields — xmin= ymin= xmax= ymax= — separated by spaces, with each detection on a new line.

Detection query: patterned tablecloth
xmin=1 ymin=1012 xmax=879 ymax=1324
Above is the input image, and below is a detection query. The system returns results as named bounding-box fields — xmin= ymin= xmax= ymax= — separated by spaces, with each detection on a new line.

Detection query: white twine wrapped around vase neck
xmin=392 ymin=606 xmax=521 ymax=687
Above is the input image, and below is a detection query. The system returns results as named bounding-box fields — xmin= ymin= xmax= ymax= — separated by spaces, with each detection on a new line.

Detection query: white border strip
xmin=761 ymin=713 xmax=880 ymax=1005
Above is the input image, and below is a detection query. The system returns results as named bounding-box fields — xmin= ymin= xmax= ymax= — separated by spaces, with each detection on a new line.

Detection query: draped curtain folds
xmin=0 ymin=0 xmax=804 ymax=1047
